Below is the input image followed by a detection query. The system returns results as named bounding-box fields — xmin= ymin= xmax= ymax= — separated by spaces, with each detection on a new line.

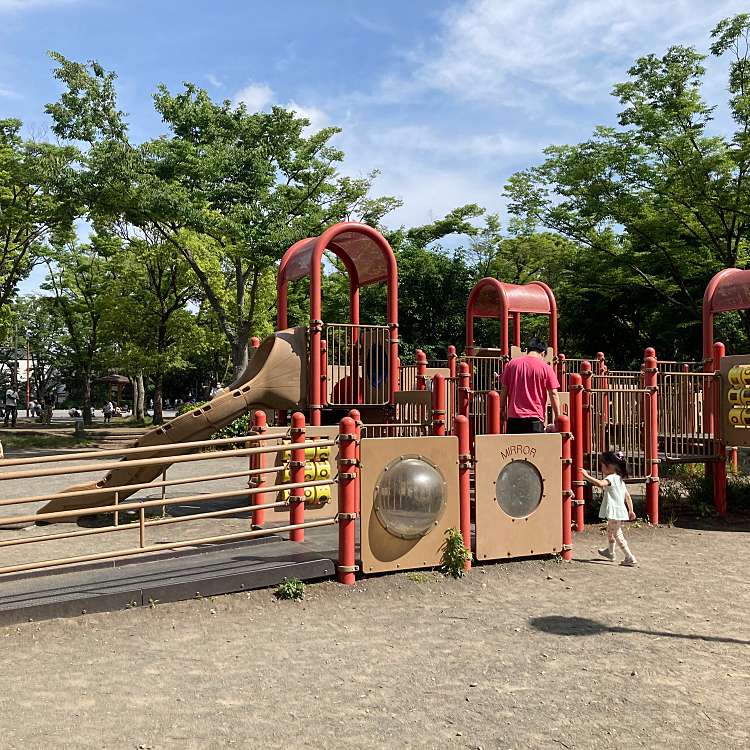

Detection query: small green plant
xmin=275 ymin=577 xmax=305 ymax=601
xmin=440 ymin=527 xmax=470 ymax=579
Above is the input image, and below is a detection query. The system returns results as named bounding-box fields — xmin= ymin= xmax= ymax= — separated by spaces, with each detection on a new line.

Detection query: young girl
xmin=582 ymin=451 xmax=638 ymax=566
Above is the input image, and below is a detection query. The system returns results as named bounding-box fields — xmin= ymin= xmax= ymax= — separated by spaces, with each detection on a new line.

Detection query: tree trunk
xmin=231 ymin=337 xmax=249 ymax=378
xmin=82 ymin=371 xmax=93 ymax=426
xmin=137 ymin=373 xmax=146 ymax=421
xmin=153 ymin=372 xmax=163 ymax=425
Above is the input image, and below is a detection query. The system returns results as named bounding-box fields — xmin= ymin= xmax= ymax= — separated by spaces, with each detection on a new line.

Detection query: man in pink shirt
xmin=499 ymin=337 xmax=560 ymax=434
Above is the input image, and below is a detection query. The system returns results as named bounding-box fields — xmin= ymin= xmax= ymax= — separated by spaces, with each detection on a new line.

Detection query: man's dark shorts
xmin=506 ymin=417 xmax=544 ymax=434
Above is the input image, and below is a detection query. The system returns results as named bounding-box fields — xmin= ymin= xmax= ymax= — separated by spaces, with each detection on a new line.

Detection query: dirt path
xmin=0 ymin=523 xmax=748 ymax=750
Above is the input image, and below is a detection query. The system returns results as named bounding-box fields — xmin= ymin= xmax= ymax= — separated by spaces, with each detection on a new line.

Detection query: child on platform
xmin=582 ymin=450 xmax=638 ymax=566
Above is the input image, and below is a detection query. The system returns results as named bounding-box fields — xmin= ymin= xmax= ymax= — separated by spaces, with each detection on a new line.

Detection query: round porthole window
xmin=374 ymin=456 xmax=447 ymax=539
xmin=495 ymin=460 xmax=544 ymax=518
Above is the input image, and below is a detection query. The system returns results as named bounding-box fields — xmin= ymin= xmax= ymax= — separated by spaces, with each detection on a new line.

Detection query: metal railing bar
xmin=0 ymin=518 xmax=338 ymax=577
xmin=2 ymin=478 xmax=333 ymax=527
xmin=0 ymin=464 xmax=286 ymax=509
xmin=0 ymin=500 xmax=290 ymax=549
xmin=0 ymin=439 xmax=337 ymax=482
xmin=0 ymin=431 xmax=285 ymax=468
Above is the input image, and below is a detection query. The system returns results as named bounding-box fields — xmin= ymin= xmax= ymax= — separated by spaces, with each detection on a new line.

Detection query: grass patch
xmin=275 ymin=577 xmax=305 ymax=601
xmin=0 ymin=434 xmax=91 ymax=451
xmin=406 ymin=572 xmax=430 ymax=583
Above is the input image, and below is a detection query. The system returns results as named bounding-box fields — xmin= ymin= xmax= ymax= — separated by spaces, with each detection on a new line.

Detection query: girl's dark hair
xmin=601 ymin=450 xmax=628 ymax=478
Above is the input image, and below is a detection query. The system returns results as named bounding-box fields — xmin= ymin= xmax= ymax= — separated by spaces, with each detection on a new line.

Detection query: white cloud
xmin=0 ymin=86 xmax=19 ymax=97
xmin=286 ymin=100 xmax=329 ymax=130
xmin=389 ymin=0 xmax=747 ymax=106
xmin=233 ymin=82 xmax=274 ymax=111
xmin=206 ymin=73 xmax=223 ymax=88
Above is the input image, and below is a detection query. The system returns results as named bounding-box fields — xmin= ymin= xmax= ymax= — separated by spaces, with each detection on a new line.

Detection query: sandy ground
xmin=0 ymin=522 xmax=746 ymax=750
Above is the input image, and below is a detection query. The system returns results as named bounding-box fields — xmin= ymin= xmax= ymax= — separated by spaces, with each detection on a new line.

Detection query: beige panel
xmin=721 ymin=355 xmax=750 ymax=446
xmin=360 ymin=436 xmax=460 ymax=574
xmin=510 ymin=346 xmax=554 ymax=364
xmin=474 ymin=433 xmax=562 ymax=561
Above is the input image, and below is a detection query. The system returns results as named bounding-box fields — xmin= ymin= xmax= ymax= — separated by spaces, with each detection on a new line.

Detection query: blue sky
xmin=1 ymin=0 xmax=748 ymax=233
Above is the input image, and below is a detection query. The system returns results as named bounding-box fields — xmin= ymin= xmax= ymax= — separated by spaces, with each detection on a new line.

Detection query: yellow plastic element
xmin=283 ymin=460 xmax=331 ymax=483
xmin=283 ymin=485 xmax=332 ymax=506
xmin=282 ymin=443 xmax=331 ymax=462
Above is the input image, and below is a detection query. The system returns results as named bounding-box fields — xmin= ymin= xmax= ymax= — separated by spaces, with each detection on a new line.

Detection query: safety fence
xmin=0 ymin=424 xmax=342 ymax=577
xmin=660 ymin=371 xmax=719 ymax=461
xmin=324 ymin=323 xmax=391 ymax=406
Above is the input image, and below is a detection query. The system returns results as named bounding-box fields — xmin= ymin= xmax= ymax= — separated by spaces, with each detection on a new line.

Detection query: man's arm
xmin=548 ymin=388 xmax=561 ymax=420
xmin=499 ymin=384 xmax=508 ymax=417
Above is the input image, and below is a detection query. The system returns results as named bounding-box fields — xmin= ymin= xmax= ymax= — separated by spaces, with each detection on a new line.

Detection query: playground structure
xmin=0 ymin=221 xmax=745 ymax=606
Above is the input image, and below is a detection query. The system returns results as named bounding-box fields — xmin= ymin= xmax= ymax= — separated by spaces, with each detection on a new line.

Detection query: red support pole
xmin=644 ymin=355 xmax=660 ymax=524
xmin=513 ymin=313 xmax=521 ymax=348
xmin=730 ymin=446 xmax=739 ymax=475
xmin=337 ymin=416 xmax=357 ymax=585
xmin=290 ymin=412 xmax=306 ymax=541
xmin=580 ymin=360 xmax=593 ymax=520
xmin=448 ymin=345 xmax=457 ymax=379
xmin=458 ymin=362 xmax=471 ymax=419
xmin=569 ymin=373 xmax=585 ymax=532
xmin=557 ymin=353 xmax=567 ymax=393
xmin=416 ymin=349 xmax=427 ymax=391
xmin=454 ymin=414 xmax=472 ymax=571
xmin=251 ymin=410 xmax=267 ymax=528
xmin=557 ymin=414 xmax=573 ymax=561
xmin=320 ymin=339 xmax=328 ymax=407
xmin=487 ymin=390 xmax=501 ymax=434
xmin=431 ymin=374 xmax=446 ymax=436
xmin=348 ymin=409 xmax=362 ymax=513
xmin=713 ymin=341 xmax=727 ymax=515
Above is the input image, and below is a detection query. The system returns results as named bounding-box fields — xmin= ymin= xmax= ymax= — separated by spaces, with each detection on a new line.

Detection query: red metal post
xmin=713 ymin=341 xmax=727 ymax=515
xmin=557 ymin=414 xmax=573 ymax=561
xmin=431 ymin=374 xmax=446 ymax=436
xmin=337 ymin=416 xmax=357 ymax=585
xmin=290 ymin=412 xmax=306 ymax=541
xmin=348 ymin=409 xmax=362 ymax=513
xmin=644 ymin=355 xmax=660 ymax=524
xmin=557 ymin=353 xmax=567 ymax=393
xmin=513 ymin=312 xmax=521 ymax=348
xmin=487 ymin=390 xmax=501 ymax=434
xmin=448 ymin=345 xmax=457 ymax=379
xmin=454 ymin=414 xmax=472 ymax=571
xmin=250 ymin=410 xmax=267 ymax=527
xmin=730 ymin=446 xmax=739 ymax=475
xmin=416 ymin=349 xmax=427 ymax=391
xmin=458 ymin=362 xmax=471 ymax=419
xmin=320 ymin=339 xmax=328 ymax=407
xmin=569 ymin=373 xmax=585 ymax=532
xmin=580 ymin=360 xmax=593 ymax=516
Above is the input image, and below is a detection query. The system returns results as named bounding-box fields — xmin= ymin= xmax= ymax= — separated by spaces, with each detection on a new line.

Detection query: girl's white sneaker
xmin=598 ymin=548 xmax=615 ymax=561
xmin=620 ymin=557 xmax=637 ymax=567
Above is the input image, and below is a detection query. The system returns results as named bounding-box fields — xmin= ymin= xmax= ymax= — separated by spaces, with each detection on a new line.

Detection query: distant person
xmin=4 ymin=384 xmax=19 ymax=427
xmin=68 ymin=407 xmax=82 ymax=418
xmin=499 ymin=337 xmax=560 ymax=434
xmin=103 ymin=400 xmax=114 ymax=424
xmin=582 ymin=451 xmax=638 ymax=566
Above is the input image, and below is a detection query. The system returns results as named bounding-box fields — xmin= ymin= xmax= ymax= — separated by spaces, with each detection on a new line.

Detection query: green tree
xmin=46 ymin=54 xmax=399 ymax=375
xmin=505 ymin=14 xmax=750 ymax=358
xmin=0 ymin=118 xmax=79 ymax=307
xmin=44 ymin=239 xmax=115 ymax=425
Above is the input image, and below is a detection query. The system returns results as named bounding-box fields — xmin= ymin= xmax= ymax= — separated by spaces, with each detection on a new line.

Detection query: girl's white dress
xmin=598 ymin=473 xmax=629 ymax=521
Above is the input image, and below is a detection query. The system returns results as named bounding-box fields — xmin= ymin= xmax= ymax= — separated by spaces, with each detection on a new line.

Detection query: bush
xmin=440 ymin=527 xmax=470 ymax=578
xmin=275 ymin=577 xmax=305 ymax=601
xmin=174 ymin=400 xmax=253 ymax=441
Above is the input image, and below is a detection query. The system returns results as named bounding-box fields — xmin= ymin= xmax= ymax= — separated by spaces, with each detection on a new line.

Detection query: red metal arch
xmin=276 ymin=222 xmax=399 ymax=425
xmin=702 ymin=268 xmax=750 ymax=362
xmin=466 ymin=278 xmax=558 ymax=355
